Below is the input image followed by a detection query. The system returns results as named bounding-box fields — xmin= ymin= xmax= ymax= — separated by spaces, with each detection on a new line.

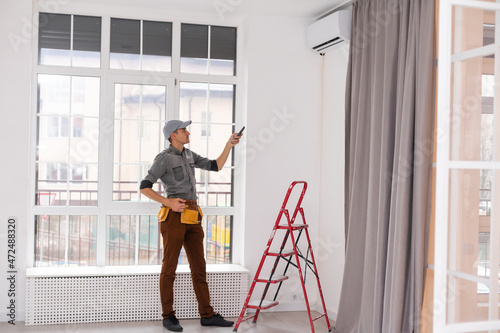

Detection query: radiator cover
xmin=25 ymin=268 xmax=249 ymax=326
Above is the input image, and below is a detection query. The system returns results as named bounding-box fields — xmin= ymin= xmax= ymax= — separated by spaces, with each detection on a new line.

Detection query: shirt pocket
xmin=172 ymin=166 xmax=184 ymax=182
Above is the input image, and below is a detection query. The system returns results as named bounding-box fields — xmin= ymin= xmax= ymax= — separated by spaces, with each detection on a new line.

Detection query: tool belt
xmin=157 ymin=199 xmax=203 ymax=224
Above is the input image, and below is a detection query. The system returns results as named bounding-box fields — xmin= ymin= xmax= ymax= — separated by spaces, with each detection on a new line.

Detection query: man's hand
xmin=229 ymin=132 xmax=243 ymax=146
xmin=167 ymin=198 xmax=186 ymax=212
xmin=216 ymin=132 xmax=243 ymax=170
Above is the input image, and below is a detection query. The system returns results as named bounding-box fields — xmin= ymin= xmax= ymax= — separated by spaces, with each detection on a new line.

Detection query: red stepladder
xmin=233 ymin=181 xmax=332 ymax=332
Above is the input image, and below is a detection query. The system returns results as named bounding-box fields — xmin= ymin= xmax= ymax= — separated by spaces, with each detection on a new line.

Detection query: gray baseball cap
xmin=163 ymin=120 xmax=192 ymax=139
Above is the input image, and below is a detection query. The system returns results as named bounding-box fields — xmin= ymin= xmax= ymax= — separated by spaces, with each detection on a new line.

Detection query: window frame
xmin=435 ymin=0 xmax=500 ymax=330
xmin=28 ymin=8 xmax=245 ymax=270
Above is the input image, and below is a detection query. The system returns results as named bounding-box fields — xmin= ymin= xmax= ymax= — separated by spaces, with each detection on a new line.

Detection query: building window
xmin=201 ymin=112 xmax=212 ymax=137
xmin=36 ymin=74 xmax=100 ymax=207
xmin=180 ymin=82 xmax=235 ymax=207
xmin=33 ymin=12 xmax=239 ymax=268
xmin=113 ymin=83 xmax=167 ymax=201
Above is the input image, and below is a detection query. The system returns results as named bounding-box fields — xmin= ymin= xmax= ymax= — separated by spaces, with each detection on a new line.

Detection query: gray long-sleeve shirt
xmin=140 ymin=145 xmax=218 ymax=200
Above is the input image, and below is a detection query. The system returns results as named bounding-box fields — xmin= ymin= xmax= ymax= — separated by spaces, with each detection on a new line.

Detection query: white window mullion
xmin=445 ymin=320 xmax=500 ymax=333
xmin=38 ymin=217 xmax=45 ymax=266
xmin=66 ymin=77 xmax=73 ymax=208
xmin=233 ymin=22 xmax=245 ymax=264
xmin=172 ymin=21 xmax=181 ymax=77
xmin=488 ymin=179 xmax=500 ymax=323
xmin=168 ymin=78 xmax=176 ymax=125
xmin=451 ymin=0 xmax=500 ymax=11
xmin=202 ymin=207 xmax=235 ymax=216
xmin=205 ymin=83 xmax=211 ymax=202
xmin=36 ymin=65 xmax=103 ymax=77
xmin=140 ymin=20 xmax=144 ymax=70
xmin=32 ymin=206 xmax=100 ymax=216
xmin=101 ymin=15 xmax=111 ymax=71
xmin=135 ymin=215 xmax=140 ymax=265
xmin=451 ymin=44 xmax=496 ymax=63
xmin=97 ymin=71 xmax=115 ymax=269
xmin=64 ymin=215 xmax=70 ymax=266
xmin=70 ymin=14 xmax=74 ymax=67
xmin=175 ymin=72 xmax=238 ymax=85
xmin=435 ymin=0 xmax=453 ymax=332
xmin=448 ymin=6 xmax=463 ymax=324
xmin=27 ymin=43 xmax=40 ymax=267
xmin=207 ymin=26 xmax=211 ymax=75
xmin=447 ymin=160 xmax=500 ymax=168
xmin=138 ymin=85 xmax=143 ymax=200
xmin=488 ymin=7 xmax=500 ymax=324
xmin=98 ymin=15 xmax=112 ymax=266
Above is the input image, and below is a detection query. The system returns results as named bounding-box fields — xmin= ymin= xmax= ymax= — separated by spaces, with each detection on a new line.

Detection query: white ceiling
xmin=86 ymin=0 xmax=347 ymax=19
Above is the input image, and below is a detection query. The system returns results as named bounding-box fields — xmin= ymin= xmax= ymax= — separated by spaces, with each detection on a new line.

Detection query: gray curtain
xmin=336 ymin=0 xmax=435 ymax=332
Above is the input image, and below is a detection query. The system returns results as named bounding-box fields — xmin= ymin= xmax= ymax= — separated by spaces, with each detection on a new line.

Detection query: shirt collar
xmin=168 ymin=145 xmax=184 ymax=156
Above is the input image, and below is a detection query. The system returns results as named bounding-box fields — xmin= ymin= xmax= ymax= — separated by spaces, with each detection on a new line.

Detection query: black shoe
xmin=200 ymin=313 xmax=234 ymax=327
xmin=163 ymin=315 xmax=183 ymax=332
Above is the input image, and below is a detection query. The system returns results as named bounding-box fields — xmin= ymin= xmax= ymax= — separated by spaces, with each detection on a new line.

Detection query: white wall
xmin=317 ymin=46 xmax=349 ymax=320
xmin=0 ymin=0 xmax=349 ymax=323
xmin=0 ymin=0 xmax=33 ymax=324
xmin=241 ymin=13 xmax=324 ymax=311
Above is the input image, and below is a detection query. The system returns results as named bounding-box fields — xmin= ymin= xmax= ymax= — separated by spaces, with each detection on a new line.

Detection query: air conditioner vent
xmin=313 ymin=37 xmax=345 ymax=52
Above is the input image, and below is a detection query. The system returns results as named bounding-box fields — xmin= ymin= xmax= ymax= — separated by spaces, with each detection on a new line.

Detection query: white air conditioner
xmin=307 ymin=8 xmax=352 ymax=54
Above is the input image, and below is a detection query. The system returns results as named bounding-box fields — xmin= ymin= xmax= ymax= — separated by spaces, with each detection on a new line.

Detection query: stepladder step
xmin=277 ymin=223 xmax=309 ymax=230
xmin=267 ymin=248 xmax=295 ymax=257
xmin=247 ymin=299 xmax=279 ymax=310
xmin=256 ymin=275 xmax=288 ymax=283
xmin=312 ymin=313 xmax=327 ymax=321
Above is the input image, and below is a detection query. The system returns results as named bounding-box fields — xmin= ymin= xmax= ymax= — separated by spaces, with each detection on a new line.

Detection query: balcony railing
xmin=35 ymin=228 xmax=230 ymax=267
xmin=36 ymin=180 xmax=232 ymax=207
xmin=34 ymin=180 xmax=233 ymax=267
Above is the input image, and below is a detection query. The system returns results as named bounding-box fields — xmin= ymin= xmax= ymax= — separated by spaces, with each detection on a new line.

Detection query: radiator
xmin=25 ymin=267 xmax=249 ymax=326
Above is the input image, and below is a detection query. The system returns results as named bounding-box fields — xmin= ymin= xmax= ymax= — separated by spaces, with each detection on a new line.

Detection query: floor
xmin=1 ymin=311 xmax=333 ymax=333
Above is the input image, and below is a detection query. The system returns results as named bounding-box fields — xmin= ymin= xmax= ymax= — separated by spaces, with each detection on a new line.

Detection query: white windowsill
xmin=26 ymin=264 xmax=249 ymax=277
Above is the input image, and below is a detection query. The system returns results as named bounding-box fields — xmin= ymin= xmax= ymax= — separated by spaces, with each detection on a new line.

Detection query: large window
xmin=32 ymin=12 xmax=239 ymax=268
xmin=434 ymin=2 xmax=500 ymax=330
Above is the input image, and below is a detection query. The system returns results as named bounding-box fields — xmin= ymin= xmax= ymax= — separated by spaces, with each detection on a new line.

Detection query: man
xmin=140 ymin=120 xmax=242 ymax=332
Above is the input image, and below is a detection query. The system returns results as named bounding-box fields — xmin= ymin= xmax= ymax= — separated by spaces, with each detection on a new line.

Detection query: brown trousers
xmin=159 ymin=211 xmax=215 ymax=319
